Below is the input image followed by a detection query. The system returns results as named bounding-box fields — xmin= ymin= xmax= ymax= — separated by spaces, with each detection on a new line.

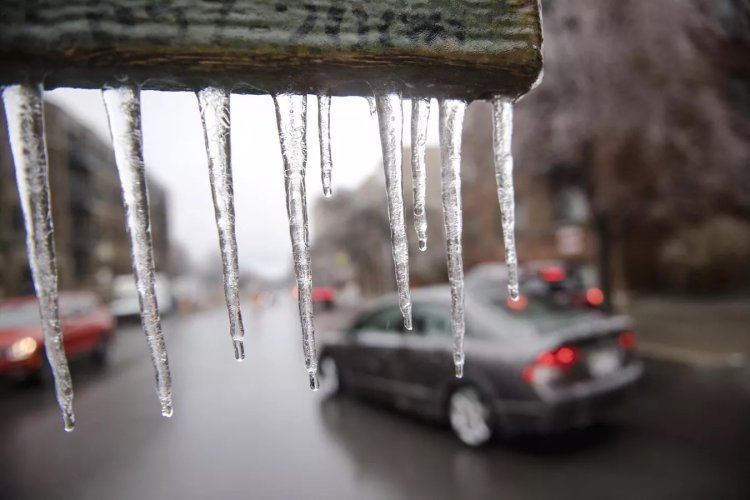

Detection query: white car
xmin=110 ymin=273 xmax=175 ymax=319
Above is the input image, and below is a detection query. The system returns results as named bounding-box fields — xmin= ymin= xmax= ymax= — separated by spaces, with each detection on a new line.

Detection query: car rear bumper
xmin=492 ymin=361 xmax=644 ymax=435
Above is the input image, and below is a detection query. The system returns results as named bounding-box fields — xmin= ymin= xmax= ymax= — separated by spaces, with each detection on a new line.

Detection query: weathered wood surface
xmin=0 ymin=0 xmax=542 ymax=100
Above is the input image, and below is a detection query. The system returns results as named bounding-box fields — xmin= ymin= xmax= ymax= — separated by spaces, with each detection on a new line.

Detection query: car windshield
xmin=0 ymin=303 xmax=40 ymax=329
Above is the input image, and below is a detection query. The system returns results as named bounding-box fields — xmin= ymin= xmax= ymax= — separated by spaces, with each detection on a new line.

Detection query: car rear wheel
xmin=317 ymin=356 xmax=341 ymax=398
xmin=448 ymin=386 xmax=493 ymax=447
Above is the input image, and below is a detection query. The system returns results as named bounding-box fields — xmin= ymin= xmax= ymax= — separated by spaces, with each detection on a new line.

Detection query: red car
xmin=312 ymin=286 xmax=336 ymax=310
xmin=0 ymin=292 xmax=116 ymax=380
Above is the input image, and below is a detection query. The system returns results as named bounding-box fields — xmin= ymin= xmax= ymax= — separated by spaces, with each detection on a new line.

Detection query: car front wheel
xmin=448 ymin=386 xmax=493 ymax=447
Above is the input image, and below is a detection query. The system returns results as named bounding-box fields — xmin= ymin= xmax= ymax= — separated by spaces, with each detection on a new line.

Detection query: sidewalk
xmin=627 ymin=295 xmax=750 ymax=368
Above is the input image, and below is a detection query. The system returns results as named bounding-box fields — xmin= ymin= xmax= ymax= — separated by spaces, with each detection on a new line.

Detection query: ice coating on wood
xmin=375 ymin=90 xmax=413 ymax=330
xmin=3 ymin=84 xmax=75 ymax=431
xmin=491 ymin=97 xmax=519 ymax=301
xmin=272 ymin=93 xmax=319 ymax=390
xmin=197 ymin=87 xmax=246 ymax=361
xmin=410 ymin=98 xmax=431 ymax=251
xmin=102 ymin=86 xmax=173 ymax=417
xmin=318 ymin=93 xmax=333 ymax=198
xmin=438 ymin=99 xmax=467 ymax=378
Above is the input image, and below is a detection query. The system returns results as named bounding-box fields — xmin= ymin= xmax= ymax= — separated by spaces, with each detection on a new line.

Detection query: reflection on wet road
xmin=1 ymin=298 xmax=748 ymax=500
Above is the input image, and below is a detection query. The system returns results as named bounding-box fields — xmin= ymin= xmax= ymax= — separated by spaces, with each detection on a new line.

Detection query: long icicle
xmin=197 ymin=87 xmax=246 ymax=361
xmin=272 ymin=94 xmax=319 ymax=390
xmin=411 ymin=97 xmax=431 ymax=251
xmin=3 ymin=84 xmax=75 ymax=431
xmin=366 ymin=95 xmax=377 ymax=117
xmin=491 ymin=97 xmax=519 ymax=300
xmin=438 ymin=99 xmax=467 ymax=378
xmin=318 ymin=93 xmax=333 ymax=197
xmin=102 ymin=86 xmax=173 ymax=417
xmin=375 ymin=89 xmax=413 ymax=330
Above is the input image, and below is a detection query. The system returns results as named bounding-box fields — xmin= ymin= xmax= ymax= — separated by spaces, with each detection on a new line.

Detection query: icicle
xmin=197 ymin=87 xmax=245 ymax=361
xmin=272 ymin=94 xmax=319 ymax=390
xmin=366 ymin=95 xmax=377 ymax=117
xmin=375 ymin=89 xmax=413 ymax=330
xmin=102 ymin=86 xmax=173 ymax=417
xmin=318 ymin=93 xmax=333 ymax=197
xmin=438 ymin=99 xmax=467 ymax=378
xmin=410 ymin=97 xmax=431 ymax=251
xmin=491 ymin=97 xmax=519 ymax=301
xmin=2 ymin=84 xmax=75 ymax=431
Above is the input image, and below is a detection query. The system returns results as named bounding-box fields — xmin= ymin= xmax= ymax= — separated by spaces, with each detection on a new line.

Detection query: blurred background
xmin=1 ymin=1 xmax=749 ymax=499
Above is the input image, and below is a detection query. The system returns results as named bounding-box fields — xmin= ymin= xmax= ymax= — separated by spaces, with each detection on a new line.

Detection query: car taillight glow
xmin=555 ymin=346 xmax=577 ymax=365
xmin=586 ymin=287 xmax=604 ymax=306
xmin=522 ymin=345 xmax=579 ymax=384
xmin=619 ymin=331 xmax=636 ymax=350
xmin=506 ymin=293 xmax=528 ymax=311
xmin=540 ymin=266 xmax=566 ymax=282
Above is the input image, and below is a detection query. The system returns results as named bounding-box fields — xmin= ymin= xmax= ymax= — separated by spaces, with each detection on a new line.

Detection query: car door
xmin=391 ymin=302 xmax=454 ymax=415
xmin=346 ymin=304 xmax=405 ymax=400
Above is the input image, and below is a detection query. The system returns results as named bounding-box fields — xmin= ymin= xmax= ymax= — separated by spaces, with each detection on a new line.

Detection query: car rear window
xmin=487 ymin=295 xmax=596 ymax=332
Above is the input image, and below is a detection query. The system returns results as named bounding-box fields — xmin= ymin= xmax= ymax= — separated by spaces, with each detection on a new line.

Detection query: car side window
xmin=412 ymin=304 xmax=452 ymax=337
xmin=351 ymin=306 xmax=404 ymax=334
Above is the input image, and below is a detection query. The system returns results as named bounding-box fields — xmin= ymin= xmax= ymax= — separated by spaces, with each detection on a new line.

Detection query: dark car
xmin=317 ymin=286 xmax=642 ymax=446
xmin=467 ymin=260 xmax=606 ymax=309
xmin=0 ymin=292 xmax=116 ymax=381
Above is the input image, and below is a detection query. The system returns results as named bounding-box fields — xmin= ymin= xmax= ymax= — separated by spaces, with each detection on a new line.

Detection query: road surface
xmin=1 ymin=297 xmax=748 ymax=500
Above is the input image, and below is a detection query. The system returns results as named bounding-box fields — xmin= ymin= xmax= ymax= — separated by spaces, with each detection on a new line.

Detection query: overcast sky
xmin=47 ymin=89 xmax=441 ymax=280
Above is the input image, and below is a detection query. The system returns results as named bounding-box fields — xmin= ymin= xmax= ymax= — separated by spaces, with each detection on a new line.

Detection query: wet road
xmin=1 ymin=298 xmax=749 ymax=500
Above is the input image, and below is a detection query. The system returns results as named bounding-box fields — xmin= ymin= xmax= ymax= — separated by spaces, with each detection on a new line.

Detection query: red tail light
xmin=586 ymin=287 xmax=604 ymax=306
xmin=540 ymin=266 xmax=566 ymax=282
xmin=506 ymin=293 xmax=528 ymax=311
xmin=619 ymin=331 xmax=636 ymax=350
xmin=522 ymin=345 xmax=579 ymax=384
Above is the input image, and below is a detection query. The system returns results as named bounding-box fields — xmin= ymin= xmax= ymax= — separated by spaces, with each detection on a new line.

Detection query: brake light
xmin=586 ymin=287 xmax=604 ymax=306
xmin=556 ymin=346 xmax=577 ymax=365
xmin=540 ymin=266 xmax=566 ymax=282
xmin=506 ymin=293 xmax=528 ymax=310
xmin=619 ymin=331 xmax=636 ymax=350
xmin=522 ymin=345 xmax=579 ymax=384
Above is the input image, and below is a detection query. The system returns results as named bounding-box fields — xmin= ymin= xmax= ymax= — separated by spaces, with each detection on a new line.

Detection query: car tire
xmin=448 ymin=386 xmax=494 ymax=447
xmin=317 ymin=356 xmax=342 ymax=398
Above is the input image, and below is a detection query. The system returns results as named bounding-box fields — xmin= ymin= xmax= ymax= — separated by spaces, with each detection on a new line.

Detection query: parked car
xmin=110 ymin=273 xmax=175 ymax=319
xmin=0 ymin=292 xmax=116 ymax=380
xmin=317 ymin=286 xmax=642 ymax=447
xmin=292 ymin=286 xmax=336 ymax=310
xmin=467 ymin=260 xmax=606 ymax=309
xmin=312 ymin=286 xmax=336 ymax=310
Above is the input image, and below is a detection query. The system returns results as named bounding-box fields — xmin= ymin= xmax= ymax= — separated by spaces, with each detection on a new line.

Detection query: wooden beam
xmin=0 ymin=0 xmax=542 ymax=100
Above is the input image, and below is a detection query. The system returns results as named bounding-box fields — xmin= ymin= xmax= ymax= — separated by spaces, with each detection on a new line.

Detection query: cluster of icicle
xmin=1 ymin=82 xmax=519 ymax=430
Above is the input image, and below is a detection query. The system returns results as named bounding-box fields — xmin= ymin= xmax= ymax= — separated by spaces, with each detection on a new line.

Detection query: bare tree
xmin=514 ymin=0 xmax=750 ymax=296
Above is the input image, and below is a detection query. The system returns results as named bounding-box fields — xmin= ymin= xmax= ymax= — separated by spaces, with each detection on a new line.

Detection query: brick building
xmin=0 ymin=100 xmax=169 ymax=299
